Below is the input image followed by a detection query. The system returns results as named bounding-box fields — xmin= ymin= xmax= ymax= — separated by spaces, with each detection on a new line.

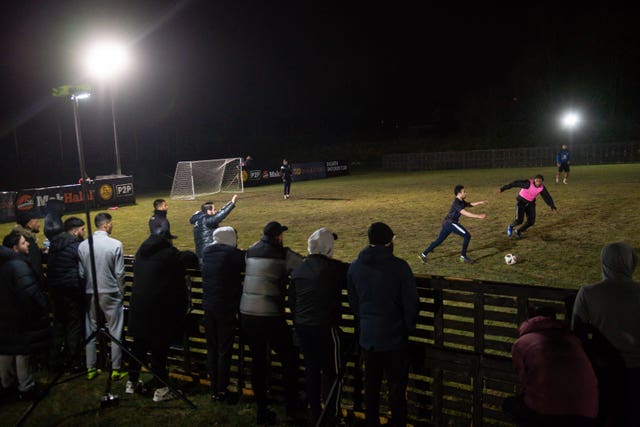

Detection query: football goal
xmin=170 ymin=158 xmax=244 ymax=200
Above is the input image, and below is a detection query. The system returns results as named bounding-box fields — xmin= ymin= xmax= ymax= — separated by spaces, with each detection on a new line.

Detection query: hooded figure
xmin=571 ymin=242 xmax=640 ymax=426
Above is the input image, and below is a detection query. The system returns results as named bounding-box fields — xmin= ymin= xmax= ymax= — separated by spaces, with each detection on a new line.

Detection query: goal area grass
xmin=2 ymin=163 xmax=638 ymax=289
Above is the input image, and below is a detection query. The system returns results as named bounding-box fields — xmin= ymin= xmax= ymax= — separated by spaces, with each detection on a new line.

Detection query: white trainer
xmin=153 ymin=386 xmax=177 ymax=402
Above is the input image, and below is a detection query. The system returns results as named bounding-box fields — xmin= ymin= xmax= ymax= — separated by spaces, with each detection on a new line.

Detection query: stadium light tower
xmin=560 ymin=110 xmax=581 ymax=144
xmin=85 ymin=41 xmax=130 ymax=176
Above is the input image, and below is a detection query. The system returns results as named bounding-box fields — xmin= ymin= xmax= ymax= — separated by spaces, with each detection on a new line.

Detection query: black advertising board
xmin=242 ymin=159 xmax=349 ymax=187
xmin=8 ymin=176 xmax=136 ymax=222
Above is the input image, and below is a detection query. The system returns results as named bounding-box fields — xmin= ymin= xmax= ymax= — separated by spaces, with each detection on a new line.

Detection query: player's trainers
xmin=459 ymin=255 xmax=474 ymax=264
xmin=563 ymin=178 xmax=567 ymax=184
xmin=555 ymin=177 xmax=559 ymax=184
xmin=87 ymin=368 xmax=101 ymax=380
xmin=125 ymin=379 xmax=147 ymax=394
xmin=419 ymin=253 xmax=428 ymax=263
xmin=507 ymin=225 xmax=513 ymax=237
xmin=515 ymin=230 xmax=522 ymax=239
xmin=153 ymin=387 xmax=177 ymax=402
xmin=111 ymin=370 xmax=127 ymax=381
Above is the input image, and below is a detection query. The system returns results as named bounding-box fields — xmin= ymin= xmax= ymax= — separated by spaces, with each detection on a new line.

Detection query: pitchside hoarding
xmin=2 ymin=176 xmax=136 ymax=223
xmin=243 ymin=159 xmax=349 ymax=187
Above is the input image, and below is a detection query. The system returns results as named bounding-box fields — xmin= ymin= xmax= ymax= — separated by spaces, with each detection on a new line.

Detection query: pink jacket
xmin=512 ymin=316 xmax=598 ymax=418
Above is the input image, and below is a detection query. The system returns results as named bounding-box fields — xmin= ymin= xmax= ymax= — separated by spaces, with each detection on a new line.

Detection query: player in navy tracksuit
xmin=556 ymin=145 xmax=571 ymax=184
xmin=280 ymin=159 xmax=292 ymax=199
xmin=496 ymin=174 xmax=557 ymax=239
xmin=420 ymin=185 xmax=487 ymax=264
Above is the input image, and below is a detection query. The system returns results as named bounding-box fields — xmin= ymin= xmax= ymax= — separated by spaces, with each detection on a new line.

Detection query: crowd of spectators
xmin=0 ymin=196 xmax=638 ymax=427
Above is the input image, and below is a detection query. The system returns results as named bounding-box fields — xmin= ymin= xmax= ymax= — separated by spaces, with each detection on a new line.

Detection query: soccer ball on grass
xmin=504 ymin=253 xmax=517 ymax=265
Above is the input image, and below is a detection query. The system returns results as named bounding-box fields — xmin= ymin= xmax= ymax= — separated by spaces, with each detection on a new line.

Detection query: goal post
xmin=170 ymin=157 xmax=244 ymax=200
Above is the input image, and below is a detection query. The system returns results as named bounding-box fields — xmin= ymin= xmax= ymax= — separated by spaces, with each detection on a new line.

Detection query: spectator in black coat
xmin=290 ymin=227 xmax=349 ymax=425
xmin=347 ymin=222 xmax=419 ymax=427
xmin=13 ymin=211 xmax=44 ymax=284
xmin=189 ymin=194 xmax=238 ymax=260
xmin=148 ymin=199 xmax=176 ymax=238
xmin=46 ymin=217 xmax=86 ymax=373
xmin=0 ymin=231 xmax=51 ymax=400
xmin=201 ymin=226 xmax=245 ymax=402
xmin=127 ymin=228 xmax=198 ymax=401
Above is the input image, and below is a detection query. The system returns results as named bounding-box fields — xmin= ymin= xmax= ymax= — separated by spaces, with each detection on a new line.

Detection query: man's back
xmin=78 ymin=231 xmax=124 ymax=294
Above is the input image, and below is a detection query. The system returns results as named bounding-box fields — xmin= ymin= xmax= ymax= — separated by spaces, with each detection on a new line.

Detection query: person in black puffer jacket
xmin=0 ymin=231 xmax=51 ymax=399
xmin=46 ymin=217 xmax=86 ymax=373
xmin=127 ymin=228 xmax=198 ymax=399
xmin=201 ymin=226 xmax=245 ymax=402
xmin=189 ymin=194 xmax=238 ymax=260
xmin=289 ymin=227 xmax=349 ymax=425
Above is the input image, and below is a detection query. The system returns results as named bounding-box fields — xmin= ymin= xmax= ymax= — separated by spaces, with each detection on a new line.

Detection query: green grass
xmin=2 ymin=164 xmax=639 ymax=288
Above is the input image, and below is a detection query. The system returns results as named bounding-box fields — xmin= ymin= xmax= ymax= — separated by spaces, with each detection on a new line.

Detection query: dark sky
xmin=1 ymin=1 xmax=639 ymax=186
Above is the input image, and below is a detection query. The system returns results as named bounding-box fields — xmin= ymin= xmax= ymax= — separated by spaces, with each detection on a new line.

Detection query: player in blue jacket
xmin=556 ymin=144 xmax=571 ymax=184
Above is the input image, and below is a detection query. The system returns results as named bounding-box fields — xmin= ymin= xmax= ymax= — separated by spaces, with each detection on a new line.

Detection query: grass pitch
xmin=2 ymin=163 xmax=638 ymax=288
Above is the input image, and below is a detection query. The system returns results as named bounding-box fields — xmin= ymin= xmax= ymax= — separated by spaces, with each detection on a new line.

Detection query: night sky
xmin=1 ymin=1 xmax=639 ymax=188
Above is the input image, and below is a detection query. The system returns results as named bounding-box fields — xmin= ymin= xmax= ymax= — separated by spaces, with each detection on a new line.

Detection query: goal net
xmin=170 ymin=158 xmax=244 ymax=200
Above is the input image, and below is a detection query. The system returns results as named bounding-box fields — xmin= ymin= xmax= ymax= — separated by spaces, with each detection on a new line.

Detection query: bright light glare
xmin=86 ymin=42 xmax=129 ymax=79
xmin=72 ymin=92 xmax=91 ymax=100
xmin=561 ymin=111 xmax=581 ymax=130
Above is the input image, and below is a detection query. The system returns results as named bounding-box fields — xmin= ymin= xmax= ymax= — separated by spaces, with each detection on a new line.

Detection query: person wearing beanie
xmin=13 ymin=211 xmax=44 ymax=284
xmin=239 ymin=221 xmax=304 ymax=425
xmin=46 ymin=217 xmax=86 ymax=373
xmin=347 ymin=222 xmax=419 ymax=426
xmin=201 ymin=226 xmax=245 ymax=403
xmin=289 ymin=227 xmax=349 ymax=424
xmin=419 ymin=184 xmax=487 ymax=264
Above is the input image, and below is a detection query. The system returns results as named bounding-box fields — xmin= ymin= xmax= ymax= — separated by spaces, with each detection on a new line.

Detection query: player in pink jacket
xmin=496 ymin=174 xmax=557 ymax=239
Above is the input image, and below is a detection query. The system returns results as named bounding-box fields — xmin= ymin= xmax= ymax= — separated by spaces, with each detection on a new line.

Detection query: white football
xmin=504 ymin=253 xmax=517 ymax=265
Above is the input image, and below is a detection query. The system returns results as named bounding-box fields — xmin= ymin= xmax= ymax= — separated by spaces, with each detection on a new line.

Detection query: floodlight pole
xmin=109 ymin=83 xmax=123 ymax=176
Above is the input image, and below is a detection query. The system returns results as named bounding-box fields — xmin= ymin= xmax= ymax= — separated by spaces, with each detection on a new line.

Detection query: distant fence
xmin=383 ymin=142 xmax=640 ymax=171
xmin=119 ymin=257 xmax=577 ymax=426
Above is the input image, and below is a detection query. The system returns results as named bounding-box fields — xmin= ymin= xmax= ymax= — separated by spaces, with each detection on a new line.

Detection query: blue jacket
xmin=347 ymin=244 xmax=419 ymax=352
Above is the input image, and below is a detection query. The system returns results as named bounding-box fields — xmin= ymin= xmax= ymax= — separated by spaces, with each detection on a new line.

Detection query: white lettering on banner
xmin=36 ymin=193 xmax=64 ymax=207
xmin=326 ymin=161 xmax=338 ymax=166
xmin=268 ymin=171 xmax=281 ymax=178
xmin=327 ymin=165 xmax=347 ymax=172
xmin=115 ymin=183 xmax=134 ymax=197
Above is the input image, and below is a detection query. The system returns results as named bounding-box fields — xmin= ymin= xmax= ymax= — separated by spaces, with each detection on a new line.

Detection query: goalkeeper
xmin=190 ymin=194 xmax=238 ymax=260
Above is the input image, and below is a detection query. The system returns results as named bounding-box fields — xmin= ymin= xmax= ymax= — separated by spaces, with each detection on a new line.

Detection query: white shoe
xmin=125 ymin=379 xmax=146 ymax=394
xmin=153 ymin=386 xmax=177 ymax=402
xmin=563 ymin=179 xmax=567 ymax=184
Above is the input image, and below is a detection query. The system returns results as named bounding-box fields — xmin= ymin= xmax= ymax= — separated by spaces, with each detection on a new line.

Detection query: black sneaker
xmin=459 ymin=255 xmax=474 ymax=264
xmin=515 ymin=230 xmax=522 ymax=239
xmin=419 ymin=253 xmax=428 ymax=263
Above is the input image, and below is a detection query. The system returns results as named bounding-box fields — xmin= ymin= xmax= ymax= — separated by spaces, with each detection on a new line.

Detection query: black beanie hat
xmin=368 ymin=222 xmax=394 ymax=245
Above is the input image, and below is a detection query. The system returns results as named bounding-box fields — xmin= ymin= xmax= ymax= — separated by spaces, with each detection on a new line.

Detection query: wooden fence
xmin=122 ymin=257 xmax=578 ymax=426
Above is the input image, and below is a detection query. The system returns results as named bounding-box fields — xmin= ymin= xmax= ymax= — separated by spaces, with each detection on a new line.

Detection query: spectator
xmin=13 ymin=211 xmax=44 ymax=283
xmin=79 ymin=213 xmax=127 ymax=381
xmin=347 ymin=222 xmax=419 ymax=426
xmin=0 ymin=231 xmax=51 ymax=400
xmin=127 ymin=227 xmax=198 ymax=401
xmin=201 ymin=226 xmax=245 ymax=403
xmin=572 ymin=242 xmax=640 ymax=426
xmin=239 ymin=221 xmax=303 ymax=425
xmin=290 ymin=227 xmax=349 ymax=425
xmin=47 ymin=217 xmax=86 ymax=373
xmin=505 ymin=305 xmax=598 ymax=426
xmin=148 ymin=198 xmax=176 ymax=238
xmin=189 ymin=194 xmax=238 ymax=260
